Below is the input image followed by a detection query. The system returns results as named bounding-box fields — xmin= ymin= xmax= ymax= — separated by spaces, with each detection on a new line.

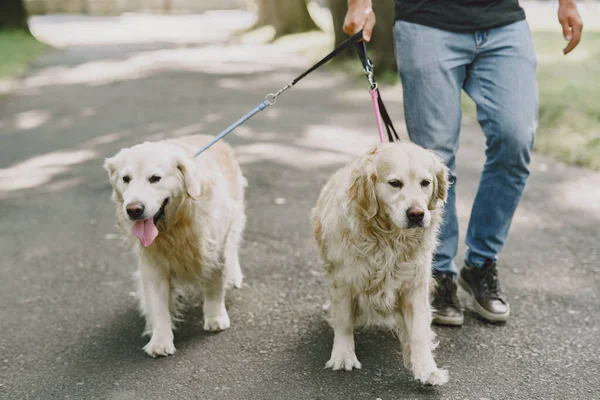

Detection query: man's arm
xmin=558 ymin=0 xmax=583 ymax=54
xmin=343 ymin=0 xmax=376 ymax=41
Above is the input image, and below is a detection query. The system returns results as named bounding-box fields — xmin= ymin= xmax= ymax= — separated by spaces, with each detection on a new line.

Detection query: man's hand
xmin=558 ymin=0 xmax=583 ymax=54
xmin=343 ymin=0 xmax=375 ymax=41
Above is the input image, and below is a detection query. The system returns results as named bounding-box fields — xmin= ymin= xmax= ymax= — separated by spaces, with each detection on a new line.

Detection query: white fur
xmin=104 ymin=134 xmax=247 ymax=357
xmin=311 ymin=141 xmax=450 ymax=385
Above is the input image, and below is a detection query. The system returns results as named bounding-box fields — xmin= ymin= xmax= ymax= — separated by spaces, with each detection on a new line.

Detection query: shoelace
xmin=439 ymin=276 xmax=459 ymax=306
xmin=480 ymin=264 xmax=504 ymax=301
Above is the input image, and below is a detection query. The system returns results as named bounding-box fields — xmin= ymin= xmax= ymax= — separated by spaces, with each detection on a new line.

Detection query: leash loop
xmin=265 ymin=93 xmax=277 ymax=105
xmin=368 ymin=79 xmax=378 ymax=93
xmin=265 ymin=80 xmax=294 ymax=105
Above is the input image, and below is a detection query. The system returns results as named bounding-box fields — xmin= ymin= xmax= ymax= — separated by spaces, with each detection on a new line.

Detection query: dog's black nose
xmin=406 ymin=207 xmax=425 ymax=225
xmin=126 ymin=202 xmax=145 ymax=219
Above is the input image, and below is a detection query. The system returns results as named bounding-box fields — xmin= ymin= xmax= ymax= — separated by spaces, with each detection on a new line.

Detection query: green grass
xmin=463 ymin=30 xmax=600 ymax=170
xmin=532 ymin=31 xmax=600 ymax=170
xmin=0 ymin=30 xmax=47 ymax=79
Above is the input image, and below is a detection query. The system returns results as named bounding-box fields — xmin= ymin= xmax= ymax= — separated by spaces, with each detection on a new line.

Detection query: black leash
xmin=262 ymin=30 xmax=367 ymax=104
xmin=194 ymin=30 xmax=399 ymax=157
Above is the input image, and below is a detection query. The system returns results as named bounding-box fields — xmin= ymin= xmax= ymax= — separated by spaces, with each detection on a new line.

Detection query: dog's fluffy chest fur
xmin=317 ymin=193 xmax=441 ymax=326
xmin=136 ymin=197 xmax=233 ymax=282
xmin=328 ymin=231 xmax=433 ymax=323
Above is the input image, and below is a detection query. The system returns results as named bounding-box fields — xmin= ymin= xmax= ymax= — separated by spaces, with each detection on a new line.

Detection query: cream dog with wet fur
xmin=104 ymin=134 xmax=247 ymax=357
xmin=311 ymin=141 xmax=450 ymax=385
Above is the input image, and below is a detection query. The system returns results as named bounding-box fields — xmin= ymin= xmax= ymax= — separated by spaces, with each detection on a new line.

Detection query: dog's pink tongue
xmin=132 ymin=219 xmax=159 ymax=247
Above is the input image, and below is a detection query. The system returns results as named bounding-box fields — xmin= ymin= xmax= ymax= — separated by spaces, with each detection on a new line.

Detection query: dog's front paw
xmin=325 ymin=351 xmax=362 ymax=371
xmin=143 ymin=336 xmax=175 ymax=358
xmin=414 ymin=368 xmax=449 ymax=386
xmin=203 ymin=312 xmax=231 ymax=332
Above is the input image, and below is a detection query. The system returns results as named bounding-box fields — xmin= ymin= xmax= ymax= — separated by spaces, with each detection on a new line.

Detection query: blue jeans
xmin=393 ymin=20 xmax=538 ymax=275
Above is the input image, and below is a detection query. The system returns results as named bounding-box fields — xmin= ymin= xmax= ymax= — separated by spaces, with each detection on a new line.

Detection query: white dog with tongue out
xmin=103 ymin=134 xmax=247 ymax=357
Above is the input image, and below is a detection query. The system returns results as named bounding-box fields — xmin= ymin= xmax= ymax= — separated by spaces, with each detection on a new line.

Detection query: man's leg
xmin=460 ymin=20 xmax=538 ymax=322
xmin=393 ymin=20 xmax=475 ymax=326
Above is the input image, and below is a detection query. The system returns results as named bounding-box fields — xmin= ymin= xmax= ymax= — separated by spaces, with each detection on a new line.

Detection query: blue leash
xmin=193 ymin=29 xmax=397 ymax=157
xmin=193 ymin=99 xmax=272 ymax=157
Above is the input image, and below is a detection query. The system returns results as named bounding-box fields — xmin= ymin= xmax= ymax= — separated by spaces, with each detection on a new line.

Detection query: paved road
xmin=1 ymin=12 xmax=599 ymax=400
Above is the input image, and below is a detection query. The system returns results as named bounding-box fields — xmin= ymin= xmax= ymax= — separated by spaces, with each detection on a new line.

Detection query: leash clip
xmin=356 ymin=38 xmax=377 ymax=92
xmin=265 ymin=81 xmax=293 ymax=105
xmin=366 ymin=68 xmax=377 ymax=92
xmin=364 ymin=64 xmax=377 ymax=92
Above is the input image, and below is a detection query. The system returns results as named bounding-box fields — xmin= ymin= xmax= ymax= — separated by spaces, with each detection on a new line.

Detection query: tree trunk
xmin=255 ymin=0 xmax=321 ymax=38
xmin=327 ymin=0 xmax=354 ymax=61
xmin=327 ymin=0 xmax=397 ymax=74
xmin=0 ymin=0 xmax=31 ymax=33
xmin=253 ymin=0 xmax=278 ymax=28
xmin=273 ymin=0 xmax=321 ymax=38
xmin=371 ymin=0 xmax=397 ymax=74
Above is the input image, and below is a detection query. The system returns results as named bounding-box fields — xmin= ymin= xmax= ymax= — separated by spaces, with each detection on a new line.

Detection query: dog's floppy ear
xmin=348 ymin=146 xmax=379 ymax=219
xmin=176 ymin=152 xmax=201 ymax=198
xmin=103 ymin=156 xmax=124 ymax=203
xmin=428 ymin=152 xmax=450 ymax=210
xmin=350 ymin=171 xmax=378 ymax=219
xmin=103 ymin=156 xmax=118 ymax=185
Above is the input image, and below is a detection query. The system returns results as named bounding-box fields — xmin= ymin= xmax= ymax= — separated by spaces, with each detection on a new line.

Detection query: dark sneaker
xmin=431 ymin=272 xmax=464 ymax=326
xmin=458 ymin=261 xmax=510 ymax=322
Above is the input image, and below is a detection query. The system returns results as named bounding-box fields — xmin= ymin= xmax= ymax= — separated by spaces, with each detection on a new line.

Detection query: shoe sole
xmin=458 ymin=275 xmax=510 ymax=323
xmin=432 ymin=313 xmax=464 ymax=327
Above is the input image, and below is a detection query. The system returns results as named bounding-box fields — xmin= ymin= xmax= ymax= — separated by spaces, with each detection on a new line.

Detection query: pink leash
xmin=356 ymin=37 xmax=400 ymax=144
xmin=370 ymin=88 xmax=385 ymax=143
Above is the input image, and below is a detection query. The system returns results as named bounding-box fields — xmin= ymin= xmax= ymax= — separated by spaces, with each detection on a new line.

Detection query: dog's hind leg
xmin=224 ymin=206 xmax=245 ymax=289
